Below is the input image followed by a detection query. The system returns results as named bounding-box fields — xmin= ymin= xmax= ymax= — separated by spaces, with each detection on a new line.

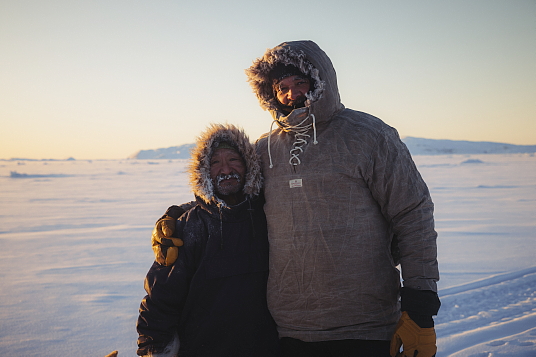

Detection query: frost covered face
xmin=210 ymin=147 xmax=246 ymax=204
xmin=274 ymin=75 xmax=311 ymax=113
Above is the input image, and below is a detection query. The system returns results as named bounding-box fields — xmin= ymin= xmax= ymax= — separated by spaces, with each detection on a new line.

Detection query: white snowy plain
xmin=1 ymin=153 xmax=535 ymax=357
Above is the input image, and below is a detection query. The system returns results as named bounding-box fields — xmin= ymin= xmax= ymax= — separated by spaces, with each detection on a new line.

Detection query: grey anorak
xmin=246 ymin=40 xmax=439 ymax=342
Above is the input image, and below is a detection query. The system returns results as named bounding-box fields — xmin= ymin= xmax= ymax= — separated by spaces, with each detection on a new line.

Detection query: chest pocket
xmin=205 ymin=247 xmax=268 ymax=279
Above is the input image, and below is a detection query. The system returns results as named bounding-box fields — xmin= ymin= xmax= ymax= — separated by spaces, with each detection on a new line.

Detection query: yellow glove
xmin=390 ymin=311 xmax=437 ymax=357
xmin=151 ymin=215 xmax=183 ymax=266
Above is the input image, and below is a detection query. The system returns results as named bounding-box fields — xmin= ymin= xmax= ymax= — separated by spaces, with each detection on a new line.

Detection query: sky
xmin=1 ymin=0 xmax=535 ymax=160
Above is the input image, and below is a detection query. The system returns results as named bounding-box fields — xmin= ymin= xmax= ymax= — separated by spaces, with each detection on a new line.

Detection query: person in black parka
xmin=136 ymin=123 xmax=279 ymax=357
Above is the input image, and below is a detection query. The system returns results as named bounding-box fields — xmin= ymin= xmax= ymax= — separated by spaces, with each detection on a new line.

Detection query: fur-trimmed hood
xmin=245 ymin=40 xmax=344 ymax=125
xmin=188 ymin=123 xmax=263 ymax=207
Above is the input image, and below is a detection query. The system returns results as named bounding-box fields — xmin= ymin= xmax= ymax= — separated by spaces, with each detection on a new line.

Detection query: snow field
xmin=0 ymin=153 xmax=534 ymax=356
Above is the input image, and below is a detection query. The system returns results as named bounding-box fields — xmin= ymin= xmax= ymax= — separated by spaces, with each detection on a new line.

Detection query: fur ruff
xmin=245 ymin=43 xmax=325 ymax=112
xmin=188 ymin=123 xmax=263 ymax=207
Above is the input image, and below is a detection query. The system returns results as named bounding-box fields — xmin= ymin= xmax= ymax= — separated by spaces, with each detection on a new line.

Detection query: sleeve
xmin=365 ymin=126 xmax=439 ymax=292
xmin=156 ymin=201 xmax=197 ymax=223
xmin=137 ymin=217 xmax=198 ymax=355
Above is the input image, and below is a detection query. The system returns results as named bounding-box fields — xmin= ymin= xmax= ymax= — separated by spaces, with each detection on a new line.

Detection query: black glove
xmin=401 ymin=287 xmax=441 ymax=328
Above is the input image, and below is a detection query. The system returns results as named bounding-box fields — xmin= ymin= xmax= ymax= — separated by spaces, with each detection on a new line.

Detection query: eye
xmin=230 ymin=157 xmax=244 ymax=163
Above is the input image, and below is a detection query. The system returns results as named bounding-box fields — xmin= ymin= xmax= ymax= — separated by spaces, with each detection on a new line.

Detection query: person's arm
xmin=364 ymin=127 xmax=440 ymax=356
xmin=136 ymin=263 xmax=181 ymax=356
xmin=137 ymin=214 xmax=197 ymax=356
xmin=365 ymin=126 xmax=439 ymax=291
xmin=152 ymin=202 xmax=196 ymax=266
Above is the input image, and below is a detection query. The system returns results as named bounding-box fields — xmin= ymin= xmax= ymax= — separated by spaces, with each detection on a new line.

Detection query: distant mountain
xmin=2 ymin=157 xmax=76 ymax=162
xmin=402 ymin=137 xmax=536 ymax=155
xmin=128 ymin=138 xmax=536 ymax=159
xmin=128 ymin=143 xmax=195 ymax=159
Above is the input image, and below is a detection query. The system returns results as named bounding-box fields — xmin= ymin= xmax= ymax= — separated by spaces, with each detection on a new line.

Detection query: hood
xmin=188 ymin=123 xmax=263 ymax=207
xmin=245 ymin=40 xmax=343 ymax=125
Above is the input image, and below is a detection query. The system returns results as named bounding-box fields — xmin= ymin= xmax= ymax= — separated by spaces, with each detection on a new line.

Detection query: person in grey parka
xmin=151 ymin=40 xmax=440 ymax=357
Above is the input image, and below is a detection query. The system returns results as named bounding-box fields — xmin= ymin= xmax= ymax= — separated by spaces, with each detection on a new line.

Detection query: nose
xmin=287 ymin=87 xmax=303 ymax=101
xmin=219 ymin=159 xmax=233 ymax=175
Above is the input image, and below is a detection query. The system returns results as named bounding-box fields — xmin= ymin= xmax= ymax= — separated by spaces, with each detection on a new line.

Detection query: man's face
xmin=210 ymin=148 xmax=246 ymax=197
xmin=274 ymin=75 xmax=311 ymax=111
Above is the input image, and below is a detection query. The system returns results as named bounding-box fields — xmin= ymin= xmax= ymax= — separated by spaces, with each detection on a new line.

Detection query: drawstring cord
xmin=247 ymin=199 xmax=256 ymax=240
xmin=218 ymin=205 xmax=224 ymax=250
xmin=218 ymin=199 xmax=255 ymax=250
xmin=288 ymin=113 xmax=317 ymax=166
xmin=267 ymin=113 xmax=318 ymax=168
xmin=267 ymin=119 xmax=277 ymax=168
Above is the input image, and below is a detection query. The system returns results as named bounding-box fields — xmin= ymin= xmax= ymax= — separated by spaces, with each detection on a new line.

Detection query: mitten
xmin=151 ymin=203 xmax=194 ymax=266
xmin=390 ymin=311 xmax=436 ymax=357
xmin=152 ymin=215 xmax=182 ymax=266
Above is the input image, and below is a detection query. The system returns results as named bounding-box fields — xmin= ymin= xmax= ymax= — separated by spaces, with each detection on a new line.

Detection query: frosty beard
xmin=213 ymin=172 xmax=243 ymax=197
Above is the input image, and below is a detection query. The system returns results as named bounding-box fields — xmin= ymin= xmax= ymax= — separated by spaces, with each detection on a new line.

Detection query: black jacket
xmin=137 ymin=194 xmax=279 ymax=357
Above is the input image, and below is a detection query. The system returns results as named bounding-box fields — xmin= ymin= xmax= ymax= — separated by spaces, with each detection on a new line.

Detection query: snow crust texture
xmin=0 ymin=153 xmax=534 ymax=356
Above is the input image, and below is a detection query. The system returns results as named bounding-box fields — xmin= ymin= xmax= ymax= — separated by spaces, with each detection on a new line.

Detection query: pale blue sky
xmin=1 ymin=0 xmax=535 ymax=159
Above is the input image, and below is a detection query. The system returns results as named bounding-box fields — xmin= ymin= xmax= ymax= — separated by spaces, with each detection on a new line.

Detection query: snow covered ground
xmin=0 ymin=153 xmax=534 ymax=356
